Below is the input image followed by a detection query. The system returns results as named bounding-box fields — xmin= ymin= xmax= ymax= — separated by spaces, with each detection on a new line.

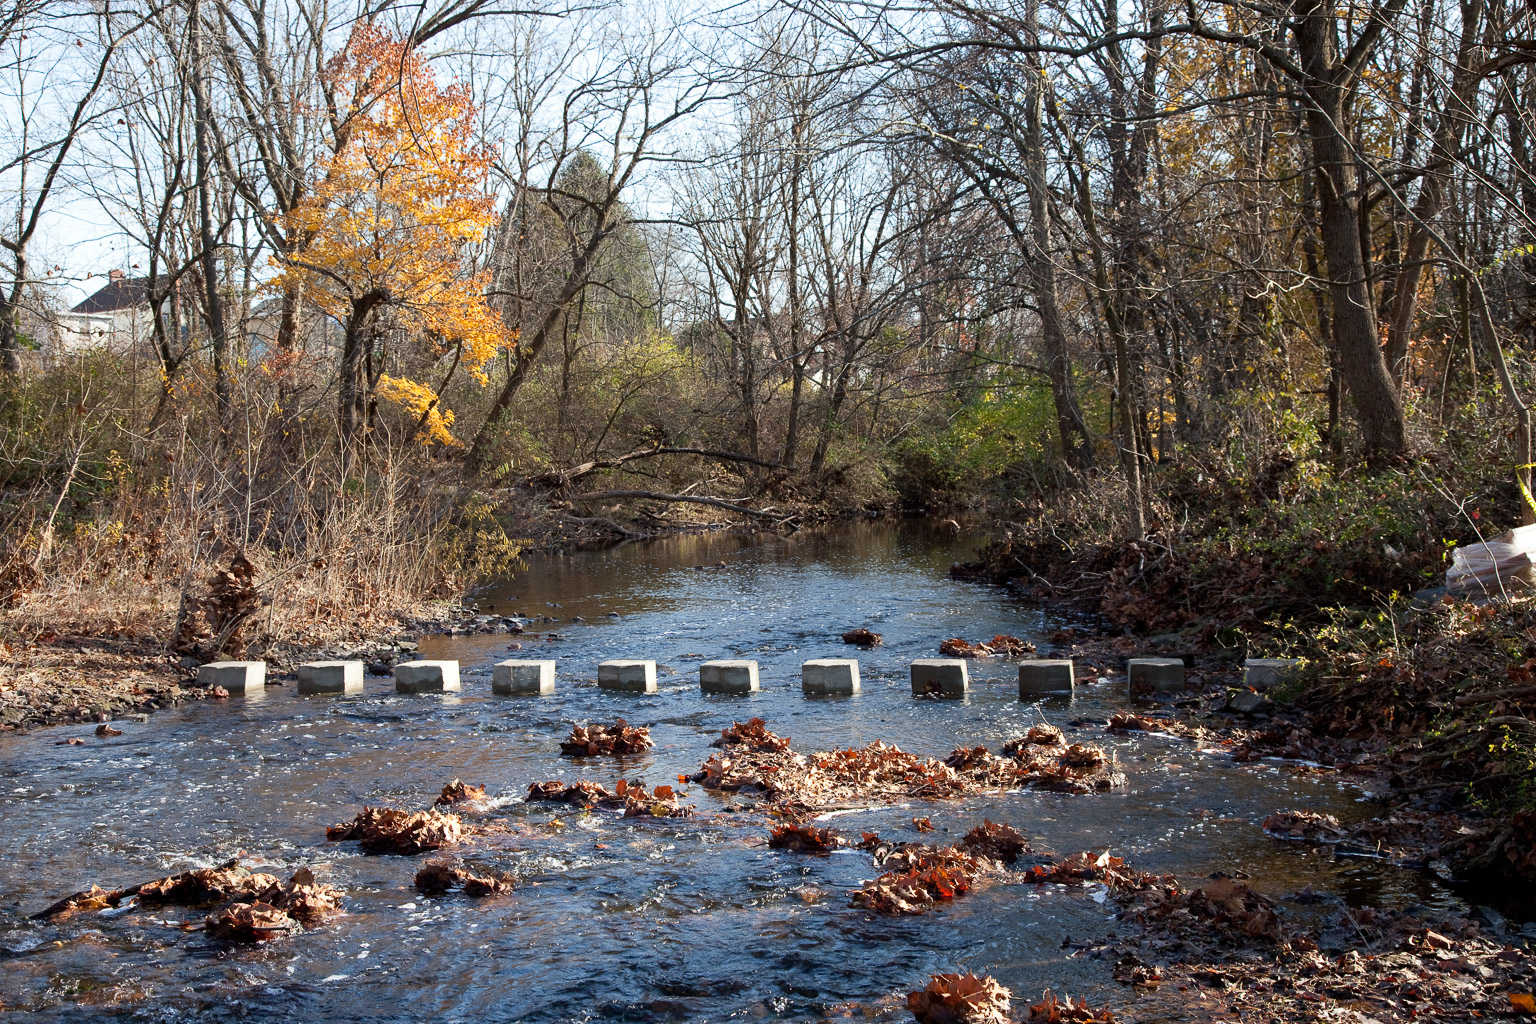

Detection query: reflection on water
xmin=0 ymin=521 xmax=1462 ymax=1021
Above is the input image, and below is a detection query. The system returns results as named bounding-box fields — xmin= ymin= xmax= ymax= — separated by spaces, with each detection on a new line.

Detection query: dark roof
xmin=72 ymin=276 xmax=148 ymax=314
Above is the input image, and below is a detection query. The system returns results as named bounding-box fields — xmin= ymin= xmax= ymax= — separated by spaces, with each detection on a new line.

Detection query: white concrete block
xmin=598 ymin=660 xmax=657 ymax=693
xmin=494 ymin=659 xmax=555 ymax=695
xmin=1019 ymin=659 xmax=1074 ymax=695
xmin=802 ymin=659 xmax=860 ymax=695
xmin=700 ymin=660 xmax=759 ymax=693
xmin=197 ymin=661 xmax=265 ymax=694
xmin=911 ymin=658 xmax=968 ymax=696
xmin=394 ymin=660 xmax=461 ymax=693
xmin=297 ymin=660 xmax=363 ymax=695
xmin=1129 ymin=657 xmax=1186 ymax=693
xmin=1244 ymin=658 xmax=1304 ymax=691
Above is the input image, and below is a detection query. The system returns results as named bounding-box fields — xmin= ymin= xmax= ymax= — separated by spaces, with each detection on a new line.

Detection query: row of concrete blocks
xmin=198 ymin=656 xmax=1305 ymax=697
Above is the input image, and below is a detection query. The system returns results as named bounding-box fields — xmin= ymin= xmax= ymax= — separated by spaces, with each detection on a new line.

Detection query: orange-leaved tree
xmin=272 ymin=23 xmax=512 ymax=448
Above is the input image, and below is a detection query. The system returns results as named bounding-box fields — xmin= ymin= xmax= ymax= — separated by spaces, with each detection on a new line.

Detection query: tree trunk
xmin=189 ymin=0 xmax=230 ymax=429
xmin=0 ymin=268 xmax=24 ymax=373
xmin=1024 ymin=0 xmax=1094 ymax=474
xmin=1383 ymin=0 xmax=1484 ymax=383
xmin=1292 ymin=0 xmax=1406 ymax=463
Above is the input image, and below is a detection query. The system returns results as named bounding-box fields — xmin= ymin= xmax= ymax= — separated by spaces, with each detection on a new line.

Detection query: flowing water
xmin=0 ymin=521 xmax=1463 ymax=1021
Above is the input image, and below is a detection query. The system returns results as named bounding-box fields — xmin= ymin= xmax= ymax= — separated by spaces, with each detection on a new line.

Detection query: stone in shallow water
xmin=1018 ymin=659 xmax=1074 ymax=695
xmin=802 ymin=659 xmax=860 ymax=695
xmin=911 ymin=659 xmax=968 ymax=696
xmin=297 ymin=661 xmax=363 ymax=695
xmin=1128 ymin=657 xmax=1185 ymax=694
xmin=394 ymin=661 xmax=461 ymax=693
xmin=197 ymin=661 xmax=265 ymax=695
xmin=598 ymin=660 xmax=656 ymax=693
xmin=493 ymin=659 xmax=555 ymax=695
xmin=699 ymin=660 xmax=758 ymax=694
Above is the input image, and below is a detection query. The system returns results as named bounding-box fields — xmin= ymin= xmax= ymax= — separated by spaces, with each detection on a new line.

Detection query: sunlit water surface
xmin=0 ymin=521 xmax=1460 ymax=1021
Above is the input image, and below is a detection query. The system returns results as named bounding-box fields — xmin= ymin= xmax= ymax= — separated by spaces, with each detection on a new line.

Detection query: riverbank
xmin=954 ymin=457 xmax=1536 ymax=893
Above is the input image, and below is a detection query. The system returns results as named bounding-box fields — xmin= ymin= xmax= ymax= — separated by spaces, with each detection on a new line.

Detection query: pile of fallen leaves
xmin=204 ymin=867 xmax=343 ymax=942
xmin=1262 ymin=809 xmax=1345 ymax=841
xmin=326 ymin=806 xmax=464 ymax=854
xmin=957 ymin=820 xmax=1030 ymax=863
xmin=34 ymin=860 xmax=343 ymax=944
xmin=852 ymin=823 xmax=1029 ymax=915
xmin=841 ymin=628 xmax=883 ymax=646
xmin=768 ymin=823 xmax=843 ymax=853
xmin=1004 ymin=723 xmax=1064 ymax=749
xmin=908 ymin=972 xmax=1012 ymax=1024
xmin=946 ymin=736 xmax=1125 ymax=795
xmin=1022 ymin=851 xmax=1163 ymax=893
xmin=414 ymin=861 xmax=513 ymax=897
xmin=616 ymin=778 xmax=694 ymax=819
xmin=524 ymin=778 xmax=693 ymax=818
xmin=434 ymin=779 xmax=488 ymax=806
xmin=851 ymin=846 xmax=990 ymax=914
xmin=560 ymin=719 xmax=654 ymax=757
xmin=713 ymin=717 xmax=791 ymax=752
xmin=939 ymin=635 xmax=1037 ymax=658
xmin=526 ymin=779 xmax=617 ymax=808
xmin=691 ymin=721 xmax=1122 ymax=809
xmin=175 ymin=554 xmax=262 ymax=658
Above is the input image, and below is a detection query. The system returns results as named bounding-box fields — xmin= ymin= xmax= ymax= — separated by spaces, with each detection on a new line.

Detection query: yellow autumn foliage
xmin=273 ymin=23 xmax=513 ymax=444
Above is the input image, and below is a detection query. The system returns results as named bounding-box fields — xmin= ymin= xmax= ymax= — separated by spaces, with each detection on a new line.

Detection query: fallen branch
xmin=1453 ymin=684 xmax=1536 ymax=706
xmin=571 ymin=489 xmax=792 ymax=522
xmin=31 ymin=858 xmax=240 ymax=919
xmin=529 ymin=445 xmax=785 ymax=489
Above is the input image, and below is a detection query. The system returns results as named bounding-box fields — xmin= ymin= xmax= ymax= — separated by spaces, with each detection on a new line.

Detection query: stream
xmin=0 ymin=520 xmax=1464 ymax=1021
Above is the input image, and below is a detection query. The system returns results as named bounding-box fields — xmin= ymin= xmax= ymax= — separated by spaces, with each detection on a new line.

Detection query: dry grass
xmin=0 ymin=359 xmax=520 ymax=661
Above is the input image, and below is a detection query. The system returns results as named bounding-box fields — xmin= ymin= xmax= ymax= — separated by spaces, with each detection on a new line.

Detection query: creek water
xmin=0 ymin=520 xmax=1462 ymax=1021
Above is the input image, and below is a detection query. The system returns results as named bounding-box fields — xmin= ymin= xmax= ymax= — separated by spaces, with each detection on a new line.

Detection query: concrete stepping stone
xmin=197 ymin=661 xmax=265 ymax=695
xmin=1018 ymin=659 xmax=1074 ymax=695
xmin=1129 ymin=657 xmax=1185 ymax=693
xmin=598 ymin=660 xmax=656 ymax=693
xmin=394 ymin=660 xmax=461 ymax=693
xmin=700 ymin=660 xmax=759 ymax=694
xmin=802 ymin=659 xmax=860 ymax=695
xmin=297 ymin=660 xmax=364 ymax=695
xmin=911 ymin=659 xmax=968 ymax=696
xmin=494 ymin=659 xmax=555 ymax=695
